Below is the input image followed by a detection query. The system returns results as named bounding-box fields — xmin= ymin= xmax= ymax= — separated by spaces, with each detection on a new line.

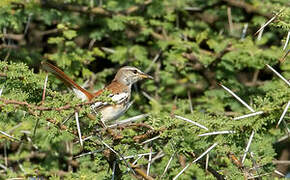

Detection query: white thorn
xmin=147 ymin=147 xmax=152 ymax=176
xmin=274 ymin=170 xmax=285 ymax=177
xmin=266 ymin=64 xmax=290 ymax=87
xmin=75 ymin=112 xmax=83 ymax=146
xmin=122 ymin=152 xmax=156 ymax=160
xmin=255 ymin=15 xmax=277 ymax=35
xmin=234 ymin=111 xmax=264 ymax=120
xmin=161 ymin=153 xmax=175 ymax=177
xmin=0 ymin=86 xmax=4 ymax=97
xmin=242 ymin=131 xmax=255 ymax=164
xmin=112 ymin=161 xmax=116 ymax=180
xmin=108 ymin=114 xmax=149 ymax=128
xmin=205 ymin=153 xmax=209 ymax=172
xmin=198 ymin=130 xmax=235 ymax=137
xmin=141 ymin=135 xmax=160 ymax=145
xmin=277 ymin=101 xmax=290 ymax=127
xmin=283 ymin=31 xmax=290 ymax=50
xmin=175 ymin=115 xmax=208 ymax=130
xmin=220 ymin=84 xmax=255 ymax=112
xmin=173 ymin=143 xmax=218 ymax=180
xmin=0 ymin=130 xmax=19 ymax=141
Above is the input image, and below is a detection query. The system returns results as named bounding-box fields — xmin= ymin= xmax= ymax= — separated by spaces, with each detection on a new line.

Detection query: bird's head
xmin=114 ymin=66 xmax=153 ymax=86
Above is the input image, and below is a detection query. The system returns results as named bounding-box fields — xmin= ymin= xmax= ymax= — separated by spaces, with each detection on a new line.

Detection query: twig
xmin=184 ymin=7 xmax=202 ymax=11
xmin=142 ymin=91 xmax=158 ymax=103
xmin=101 ymin=140 xmax=136 ymax=175
xmin=132 ymin=156 xmax=143 ymax=165
xmin=0 ymin=97 xmax=107 ymax=112
xmin=249 ymin=152 xmax=261 ymax=178
xmin=75 ymin=111 xmax=83 ymax=146
xmin=24 ymin=13 xmax=32 ymax=36
xmin=283 ymin=31 xmax=290 ymax=51
xmin=0 ymin=44 xmax=18 ymax=49
xmin=151 ymin=151 xmax=165 ymax=163
xmin=130 ymin=163 xmax=154 ymax=180
xmin=220 ymin=84 xmax=255 ymax=112
xmin=0 ymin=163 xmax=7 ymax=171
xmin=75 ymin=135 xmax=93 ymax=144
xmin=4 ymin=40 xmax=12 ymax=61
xmin=43 ymin=3 xmax=111 ymax=16
xmin=61 ymin=113 xmax=74 ymax=125
xmin=233 ymin=111 xmax=263 ymax=120
xmin=33 ymin=73 xmax=49 ymax=137
xmin=88 ymin=38 xmax=96 ymax=50
xmin=247 ymin=173 xmax=271 ymax=179
xmin=276 ymin=101 xmax=290 ymax=127
xmin=276 ymin=134 xmax=289 ymax=143
xmin=74 ymin=149 xmax=104 ymax=158
xmin=273 ymin=160 xmax=290 ymax=164
xmin=280 ymin=49 xmax=290 ymax=62
xmin=173 ymin=143 xmax=218 ymax=180
xmin=145 ymin=51 xmax=161 ymax=73
xmin=112 ymin=161 xmax=116 ymax=180
xmin=222 ymin=0 xmax=272 ymax=18
xmin=175 ymin=115 xmax=208 ymax=130
xmin=241 ymin=131 xmax=255 ymax=164
xmin=101 ymin=47 xmax=115 ymax=53
xmin=1 ymin=33 xmax=24 ymax=41
xmin=266 ymin=64 xmax=290 ymax=86
xmin=32 ymin=117 xmax=40 ymax=138
xmin=125 ymin=0 xmax=152 ymax=14
xmin=198 ymin=130 xmax=235 ymax=137
xmin=8 ymin=123 xmax=23 ymax=133
xmin=4 ymin=141 xmax=7 ymax=166
xmin=227 ymin=7 xmax=233 ymax=34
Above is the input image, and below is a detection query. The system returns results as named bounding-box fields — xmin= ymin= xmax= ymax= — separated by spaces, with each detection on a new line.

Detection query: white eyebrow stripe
xmin=122 ymin=67 xmax=142 ymax=72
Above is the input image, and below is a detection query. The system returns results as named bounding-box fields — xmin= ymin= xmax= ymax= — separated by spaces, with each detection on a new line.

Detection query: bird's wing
xmin=41 ymin=61 xmax=94 ymax=101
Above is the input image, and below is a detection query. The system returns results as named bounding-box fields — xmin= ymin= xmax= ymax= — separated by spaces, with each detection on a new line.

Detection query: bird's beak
xmin=139 ymin=72 xmax=153 ymax=79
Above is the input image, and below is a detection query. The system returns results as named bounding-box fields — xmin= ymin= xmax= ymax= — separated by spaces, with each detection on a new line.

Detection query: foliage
xmin=0 ymin=0 xmax=289 ymax=179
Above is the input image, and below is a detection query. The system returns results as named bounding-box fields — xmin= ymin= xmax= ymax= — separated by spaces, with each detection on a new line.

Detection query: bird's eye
xmin=133 ymin=70 xmax=138 ymax=74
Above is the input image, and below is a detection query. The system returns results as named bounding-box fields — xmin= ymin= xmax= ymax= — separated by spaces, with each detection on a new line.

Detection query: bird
xmin=41 ymin=61 xmax=153 ymax=125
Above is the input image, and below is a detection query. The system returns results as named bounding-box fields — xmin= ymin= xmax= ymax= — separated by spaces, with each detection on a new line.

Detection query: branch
xmin=42 ymin=2 xmax=111 ymax=16
xmin=130 ymin=163 xmax=155 ymax=180
xmin=1 ymin=34 xmax=24 ymax=41
xmin=0 ymin=44 xmax=19 ymax=49
xmin=0 ymin=73 xmax=7 ymax=77
xmin=0 ymin=98 xmax=101 ymax=112
xmin=125 ymin=0 xmax=152 ymax=14
xmin=222 ymin=0 xmax=272 ymax=18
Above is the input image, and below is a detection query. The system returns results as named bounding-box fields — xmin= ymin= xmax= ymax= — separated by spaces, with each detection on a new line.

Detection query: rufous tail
xmin=41 ymin=61 xmax=94 ymax=101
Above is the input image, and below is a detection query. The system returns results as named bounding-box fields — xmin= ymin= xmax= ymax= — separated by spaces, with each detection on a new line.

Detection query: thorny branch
xmin=0 ymin=97 xmax=99 ymax=112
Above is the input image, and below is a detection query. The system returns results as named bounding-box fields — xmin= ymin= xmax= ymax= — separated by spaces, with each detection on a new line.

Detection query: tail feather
xmin=41 ymin=61 xmax=94 ymax=101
